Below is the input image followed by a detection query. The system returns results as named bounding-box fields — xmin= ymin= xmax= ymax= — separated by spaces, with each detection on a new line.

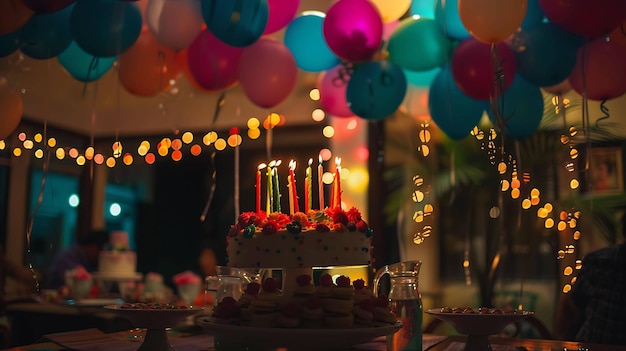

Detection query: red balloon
xmin=118 ymin=30 xmax=180 ymax=97
xmin=569 ymin=39 xmax=626 ymax=101
xmin=186 ymin=29 xmax=243 ymax=91
xmin=237 ymin=38 xmax=297 ymax=108
xmin=538 ymin=0 xmax=626 ymax=38
xmin=451 ymin=38 xmax=517 ymax=100
xmin=23 ymin=0 xmax=76 ymax=13
xmin=0 ymin=0 xmax=33 ymax=35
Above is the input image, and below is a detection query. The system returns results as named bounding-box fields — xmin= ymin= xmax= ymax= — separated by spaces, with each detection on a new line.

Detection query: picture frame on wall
xmin=588 ymin=146 xmax=624 ymax=195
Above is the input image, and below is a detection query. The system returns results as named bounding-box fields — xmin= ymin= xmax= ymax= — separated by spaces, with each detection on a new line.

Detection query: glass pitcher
xmin=373 ymin=261 xmax=423 ymax=351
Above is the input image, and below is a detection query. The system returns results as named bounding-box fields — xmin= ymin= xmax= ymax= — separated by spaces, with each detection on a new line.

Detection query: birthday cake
xmin=226 ymin=208 xmax=373 ymax=268
xmin=98 ymin=231 xmax=137 ymax=277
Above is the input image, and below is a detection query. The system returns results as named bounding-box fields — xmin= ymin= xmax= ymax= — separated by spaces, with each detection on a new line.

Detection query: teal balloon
xmin=71 ymin=0 xmax=142 ymax=57
xmin=410 ymin=0 xmax=435 ymax=18
xmin=388 ymin=17 xmax=452 ymax=72
xmin=346 ymin=61 xmax=407 ymax=120
xmin=201 ymin=0 xmax=268 ymax=47
xmin=429 ymin=66 xmax=487 ymax=140
xmin=487 ymin=75 xmax=544 ymax=140
xmin=20 ymin=4 xmax=73 ymax=59
xmin=514 ymin=22 xmax=582 ymax=87
xmin=434 ymin=0 xmax=469 ymax=40
xmin=0 ymin=30 xmax=22 ymax=58
xmin=521 ymin=0 xmax=544 ymax=29
xmin=404 ymin=67 xmax=440 ymax=87
xmin=284 ymin=12 xmax=339 ymax=72
xmin=58 ymin=41 xmax=115 ymax=82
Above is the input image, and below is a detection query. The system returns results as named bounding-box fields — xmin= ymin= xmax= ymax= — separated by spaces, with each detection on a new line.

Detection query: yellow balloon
xmin=0 ymin=78 xmax=23 ymax=140
xmin=370 ymin=0 xmax=412 ymax=23
xmin=459 ymin=0 xmax=527 ymax=43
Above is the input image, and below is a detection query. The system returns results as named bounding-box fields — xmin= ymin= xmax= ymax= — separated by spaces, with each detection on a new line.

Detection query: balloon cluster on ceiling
xmin=1 ymin=0 xmax=626 ymax=142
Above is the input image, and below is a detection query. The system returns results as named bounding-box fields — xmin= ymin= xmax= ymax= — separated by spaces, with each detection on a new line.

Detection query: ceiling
xmin=0 ymin=0 xmax=333 ymax=138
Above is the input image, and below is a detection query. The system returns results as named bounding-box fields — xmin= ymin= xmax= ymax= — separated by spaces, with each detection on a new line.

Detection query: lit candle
xmin=335 ymin=157 xmax=342 ymax=209
xmin=305 ymin=158 xmax=313 ymax=213
xmin=267 ymin=160 xmax=275 ymax=213
xmin=288 ymin=160 xmax=295 ymax=215
xmin=289 ymin=160 xmax=299 ymax=214
xmin=318 ymin=155 xmax=324 ymax=210
xmin=273 ymin=160 xmax=282 ymax=213
xmin=256 ymin=163 xmax=266 ymax=214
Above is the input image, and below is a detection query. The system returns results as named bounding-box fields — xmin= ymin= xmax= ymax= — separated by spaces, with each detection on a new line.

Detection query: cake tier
xmin=98 ymin=251 xmax=137 ymax=275
xmin=227 ymin=230 xmax=372 ymax=268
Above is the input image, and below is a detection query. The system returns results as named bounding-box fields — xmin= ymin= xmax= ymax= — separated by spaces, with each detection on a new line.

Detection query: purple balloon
xmin=323 ymin=0 xmax=383 ymax=62
xmin=318 ymin=64 xmax=354 ymax=117
xmin=187 ymin=29 xmax=244 ymax=91
xmin=264 ymin=0 xmax=300 ymax=34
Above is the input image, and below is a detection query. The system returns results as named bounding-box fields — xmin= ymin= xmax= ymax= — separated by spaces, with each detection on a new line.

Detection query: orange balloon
xmin=118 ymin=30 xmax=181 ymax=97
xmin=0 ymin=78 xmax=23 ymax=140
xmin=0 ymin=0 xmax=34 ymax=35
xmin=459 ymin=0 xmax=527 ymax=43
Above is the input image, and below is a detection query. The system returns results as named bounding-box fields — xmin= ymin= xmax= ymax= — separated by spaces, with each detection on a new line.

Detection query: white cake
xmin=98 ymin=231 xmax=137 ymax=277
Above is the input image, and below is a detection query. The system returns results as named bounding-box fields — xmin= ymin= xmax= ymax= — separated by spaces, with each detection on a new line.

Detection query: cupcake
xmin=353 ymin=278 xmax=374 ymax=305
xmin=353 ymin=298 xmax=375 ymax=326
xmin=250 ymin=278 xmax=282 ymax=327
xmin=323 ymin=275 xmax=354 ymax=328
xmin=300 ymin=296 xmax=325 ymax=328
xmin=213 ymin=296 xmax=241 ymax=324
xmin=276 ymin=302 xmax=301 ymax=328
xmin=238 ymin=282 xmax=261 ymax=324
xmin=372 ymin=294 xmax=398 ymax=325
xmin=292 ymin=274 xmax=316 ymax=306
xmin=316 ymin=273 xmax=334 ymax=299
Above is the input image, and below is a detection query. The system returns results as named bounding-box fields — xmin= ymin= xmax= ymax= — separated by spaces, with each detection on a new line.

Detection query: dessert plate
xmin=197 ymin=317 xmax=402 ymax=351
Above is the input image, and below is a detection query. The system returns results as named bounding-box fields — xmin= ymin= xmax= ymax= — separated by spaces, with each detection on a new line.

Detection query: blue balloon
xmin=514 ymin=22 xmax=583 ymax=87
xmin=388 ymin=17 xmax=453 ymax=72
xmin=346 ymin=61 xmax=407 ymax=120
xmin=20 ymin=4 xmax=73 ymax=59
xmin=521 ymin=0 xmax=544 ymax=29
xmin=404 ymin=67 xmax=440 ymax=87
xmin=201 ymin=0 xmax=268 ymax=47
xmin=487 ymin=75 xmax=544 ymax=140
xmin=410 ymin=0 xmax=435 ymax=19
xmin=284 ymin=12 xmax=339 ymax=72
xmin=429 ymin=65 xmax=487 ymax=140
xmin=0 ymin=30 xmax=22 ymax=58
xmin=71 ymin=0 xmax=142 ymax=57
xmin=58 ymin=41 xmax=115 ymax=82
xmin=434 ymin=0 xmax=469 ymax=41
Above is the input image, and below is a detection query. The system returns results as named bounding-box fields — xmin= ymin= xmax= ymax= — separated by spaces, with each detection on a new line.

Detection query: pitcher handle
xmin=372 ymin=265 xmax=390 ymax=297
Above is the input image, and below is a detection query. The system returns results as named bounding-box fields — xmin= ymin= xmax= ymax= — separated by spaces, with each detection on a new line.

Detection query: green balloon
xmin=388 ymin=17 xmax=453 ymax=72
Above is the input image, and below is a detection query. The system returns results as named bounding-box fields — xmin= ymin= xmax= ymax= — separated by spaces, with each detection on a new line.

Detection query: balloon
xmin=146 ymin=0 xmax=203 ymax=51
xmin=405 ymin=67 xmax=440 ymax=87
xmin=0 ymin=0 xmax=33 ymax=35
xmin=451 ymin=38 xmax=517 ymax=100
xmin=0 ymin=78 xmax=23 ymax=140
xmin=20 ymin=4 xmax=73 ymax=59
xmin=486 ymin=75 xmax=543 ymax=139
xmin=410 ymin=0 xmax=435 ymax=19
xmin=569 ymin=39 xmax=626 ymax=101
xmin=201 ymin=0 xmax=268 ymax=47
xmin=175 ymin=49 xmax=217 ymax=93
xmin=542 ymin=79 xmax=572 ymax=95
xmin=0 ymin=30 xmax=22 ymax=58
xmin=383 ymin=20 xmax=399 ymax=41
xmin=323 ymin=0 xmax=383 ymax=62
xmin=23 ymin=0 xmax=76 ymax=13
xmin=429 ymin=66 xmax=486 ymax=140
xmin=609 ymin=22 xmax=626 ymax=48
xmin=284 ymin=11 xmax=340 ymax=72
xmin=237 ymin=38 xmax=297 ymax=108
xmin=388 ymin=16 xmax=453 ymax=72
xmin=187 ymin=29 xmax=243 ymax=91
xmin=58 ymin=41 xmax=116 ymax=82
xmin=458 ymin=0 xmax=527 ymax=44
xmin=118 ymin=30 xmax=180 ymax=97
xmin=521 ymin=0 xmax=544 ymax=29
xmin=346 ymin=61 xmax=407 ymax=120
xmin=434 ymin=0 xmax=470 ymax=41
xmin=264 ymin=0 xmax=299 ymax=34
xmin=513 ymin=22 xmax=583 ymax=87
xmin=370 ymin=0 xmax=411 ymax=22
xmin=538 ymin=0 xmax=626 ymax=38
xmin=318 ymin=64 xmax=354 ymax=117
xmin=71 ymin=0 xmax=142 ymax=57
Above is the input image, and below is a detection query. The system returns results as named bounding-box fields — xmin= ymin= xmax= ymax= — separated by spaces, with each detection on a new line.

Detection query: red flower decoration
xmin=315 ymin=223 xmax=331 ymax=232
xmin=356 ymin=220 xmax=369 ymax=233
xmin=346 ymin=207 xmax=362 ymax=223
xmin=262 ymin=220 xmax=280 ymax=235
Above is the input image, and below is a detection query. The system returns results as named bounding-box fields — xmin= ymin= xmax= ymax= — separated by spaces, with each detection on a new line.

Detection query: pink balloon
xmin=237 ymin=38 xmax=298 ymax=108
xmin=451 ymin=37 xmax=517 ymax=100
xmin=187 ymin=29 xmax=244 ymax=91
xmin=264 ymin=0 xmax=300 ymax=34
xmin=146 ymin=0 xmax=203 ymax=51
xmin=569 ymin=39 xmax=626 ymax=101
xmin=323 ymin=0 xmax=383 ymax=62
xmin=542 ymin=80 xmax=572 ymax=95
xmin=538 ymin=0 xmax=626 ymax=38
xmin=318 ymin=64 xmax=354 ymax=117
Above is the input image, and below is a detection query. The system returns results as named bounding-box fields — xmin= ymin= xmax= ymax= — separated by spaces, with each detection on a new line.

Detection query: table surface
xmin=2 ymin=327 xmax=625 ymax=351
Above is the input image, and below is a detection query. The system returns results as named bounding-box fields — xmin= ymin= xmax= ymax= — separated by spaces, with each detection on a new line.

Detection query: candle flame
xmin=289 ymin=159 xmax=296 ymax=170
xmin=319 ymin=154 xmax=322 ymax=164
xmin=335 ymin=157 xmax=341 ymax=167
xmin=258 ymin=163 xmax=267 ymax=170
xmin=308 ymin=158 xmax=313 ymax=166
xmin=275 ymin=159 xmax=282 ymax=167
xmin=269 ymin=160 xmax=276 ymax=167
